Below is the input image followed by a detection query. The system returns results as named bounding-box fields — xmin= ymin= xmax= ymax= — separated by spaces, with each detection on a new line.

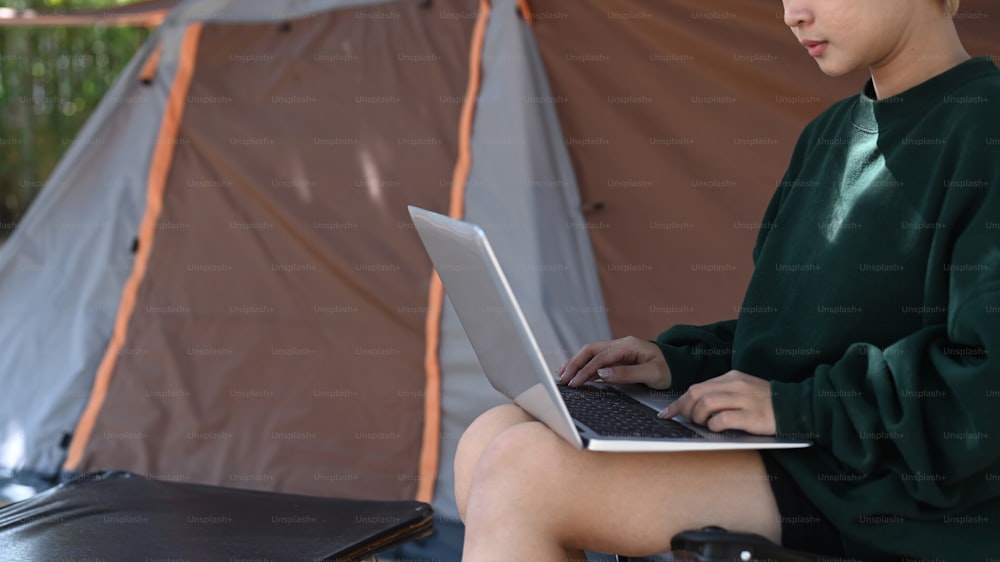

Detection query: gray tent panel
xmin=0 ymin=34 xmax=167 ymax=478
xmin=168 ymin=0 xmax=394 ymax=25
xmin=432 ymin=0 xmax=611 ymax=522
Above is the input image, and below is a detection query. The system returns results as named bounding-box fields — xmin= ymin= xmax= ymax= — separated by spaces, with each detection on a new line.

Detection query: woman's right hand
xmin=555 ymin=336 xmax=672 ymax=389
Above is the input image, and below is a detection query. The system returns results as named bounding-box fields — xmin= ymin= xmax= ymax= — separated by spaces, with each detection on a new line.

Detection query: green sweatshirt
xmin=655 ymin=57 xmax=1000 ymax=561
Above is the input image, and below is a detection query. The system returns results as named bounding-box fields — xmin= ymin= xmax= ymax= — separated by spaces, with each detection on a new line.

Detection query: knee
xmin=454 ymin=404 xmax=534 ymax=519
xmin=465 ymin=420 xmax=569 ymax=504
xmin=455 ymin=404 xmax=530 ymax=475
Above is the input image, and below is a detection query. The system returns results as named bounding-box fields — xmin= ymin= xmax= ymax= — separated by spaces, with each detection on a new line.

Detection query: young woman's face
xmin=781 ymin=0 xmax=918 ymax=77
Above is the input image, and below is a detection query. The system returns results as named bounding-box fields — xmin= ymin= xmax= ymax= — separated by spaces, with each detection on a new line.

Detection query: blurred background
xmin=0 ymin=0 xmax=149 ymax=242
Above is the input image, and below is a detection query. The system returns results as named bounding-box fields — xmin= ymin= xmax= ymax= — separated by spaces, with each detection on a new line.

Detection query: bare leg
xmin=454 ymin=404 xmax=588 ymax=560
xmin=455 ymin=404 xmax=781 ymax=561
xmin=454 ymin=403 xmax=535 ymax=520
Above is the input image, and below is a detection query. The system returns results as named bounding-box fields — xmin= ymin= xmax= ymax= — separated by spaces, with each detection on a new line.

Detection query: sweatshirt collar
xmin=851 ymin=57 xmax=998 ymax=134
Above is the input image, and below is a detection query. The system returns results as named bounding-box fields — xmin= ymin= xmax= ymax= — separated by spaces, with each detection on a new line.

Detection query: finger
xmin=706 ymin=409 xmax=774 ymax=436
xmin=591 ymin=363 xmax=664 ymax=388
xmin=705 ymin=410 xmax=743 ymax=433
xmin=661 ymin=373 xmax=747 ymax=417
xmin=659 ymin=377 xmax=714 ymax=418
xmin=666 ymin=383 xmax=722 ymax=423
xmin=689 ymin=391 xmax=742 ymax=426
xmin=566 ymin=340 xmax=640 ymax=386
xmin=714 ymin=370 xmax=745 ymax=382
xmin=557 ymin=341 xmax=612 ymax=383
xmin=659 ymin=390 xmax=691 ymax=419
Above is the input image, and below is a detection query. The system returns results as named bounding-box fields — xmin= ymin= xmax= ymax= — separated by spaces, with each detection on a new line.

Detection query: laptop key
xmin=557 ymin=385 xmax=700 ymax=439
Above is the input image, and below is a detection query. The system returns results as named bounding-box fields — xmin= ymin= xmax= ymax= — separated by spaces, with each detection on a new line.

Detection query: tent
xmin=1 ymin=0 xmax=997 ymax=554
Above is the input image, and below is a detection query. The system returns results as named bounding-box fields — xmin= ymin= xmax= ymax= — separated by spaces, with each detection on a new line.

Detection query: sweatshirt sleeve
xmin=772 ymin=288 xmax=1000 ymax=505
xmin=653 ymin=319 xmax=737 ymax=391
xmin=772 ymin=180 xmax=1000 ymax=506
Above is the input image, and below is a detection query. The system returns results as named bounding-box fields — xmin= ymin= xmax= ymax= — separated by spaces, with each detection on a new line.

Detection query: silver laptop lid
xmin=408 ymin=206 xmax=584 ymax=449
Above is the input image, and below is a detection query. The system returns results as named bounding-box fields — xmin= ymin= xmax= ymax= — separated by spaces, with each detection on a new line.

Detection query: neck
xmin=869 ymin=14 xmax=970 ymax=99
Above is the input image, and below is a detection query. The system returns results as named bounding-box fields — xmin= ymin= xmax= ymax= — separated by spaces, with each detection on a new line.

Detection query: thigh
xmin=474 ymin=421 xmax=782 ymax=557
xmin=569 ymin=448 xmax=781 ymax=556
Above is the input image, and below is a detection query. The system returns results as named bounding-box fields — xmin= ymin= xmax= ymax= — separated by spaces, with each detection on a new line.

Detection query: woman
xmin=454 ymin=0 xmax=1000 ymax=560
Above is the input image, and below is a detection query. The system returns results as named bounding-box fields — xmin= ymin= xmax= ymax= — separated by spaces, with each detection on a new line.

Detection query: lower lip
xmin=806 ymin=42 xmax=828 ymax=57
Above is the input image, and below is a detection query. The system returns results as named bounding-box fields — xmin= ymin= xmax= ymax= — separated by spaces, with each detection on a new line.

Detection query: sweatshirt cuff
xmin=771 ymin=377 xmax=824 ymax=444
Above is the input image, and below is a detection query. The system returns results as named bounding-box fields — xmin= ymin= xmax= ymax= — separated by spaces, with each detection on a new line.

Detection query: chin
xmin=815 ymin=59 xmax=861 ymax=78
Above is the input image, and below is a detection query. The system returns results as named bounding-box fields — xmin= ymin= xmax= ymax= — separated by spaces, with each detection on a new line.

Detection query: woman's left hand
xmin=659 ymin=370 xmax=776 ymax=435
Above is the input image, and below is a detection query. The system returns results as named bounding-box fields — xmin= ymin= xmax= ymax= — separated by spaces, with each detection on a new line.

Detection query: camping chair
xmin=0 ymin=471 xmax=433 ymax=561
xmin=616 ymin=526 xmax=823 ymax=562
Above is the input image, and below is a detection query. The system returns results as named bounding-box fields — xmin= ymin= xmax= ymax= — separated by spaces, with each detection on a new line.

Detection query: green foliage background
xmin=0 ymin=0 xmax=150 ymax=239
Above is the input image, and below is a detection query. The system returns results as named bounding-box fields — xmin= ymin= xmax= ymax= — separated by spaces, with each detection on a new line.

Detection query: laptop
xmin=408 ymin=206 xmax=810 ymax=452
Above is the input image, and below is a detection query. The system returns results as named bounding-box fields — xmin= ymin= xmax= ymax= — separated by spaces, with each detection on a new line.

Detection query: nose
xmin=782 ymin=0 xmax=813 ymax=28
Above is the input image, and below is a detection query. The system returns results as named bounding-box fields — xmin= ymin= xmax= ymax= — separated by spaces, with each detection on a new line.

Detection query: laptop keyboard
xmin=557 ymin=385 xmax=701 ymax=439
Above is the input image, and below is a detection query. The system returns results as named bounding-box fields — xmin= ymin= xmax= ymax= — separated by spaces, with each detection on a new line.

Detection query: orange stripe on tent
xmin=447 ymin=0 xmax=490 ymax=221
xmin=140 ymin=42 xmax=163 ymax=84
xmin=64 ymin=23 xmax=204 ymax=472
xmin=419 ymin=274 xmax=445 ymax=505
xmin=516 ymin=0 xmax=533 ymax=24
xmin=416 ymin=0 xmax=492 ymax=504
